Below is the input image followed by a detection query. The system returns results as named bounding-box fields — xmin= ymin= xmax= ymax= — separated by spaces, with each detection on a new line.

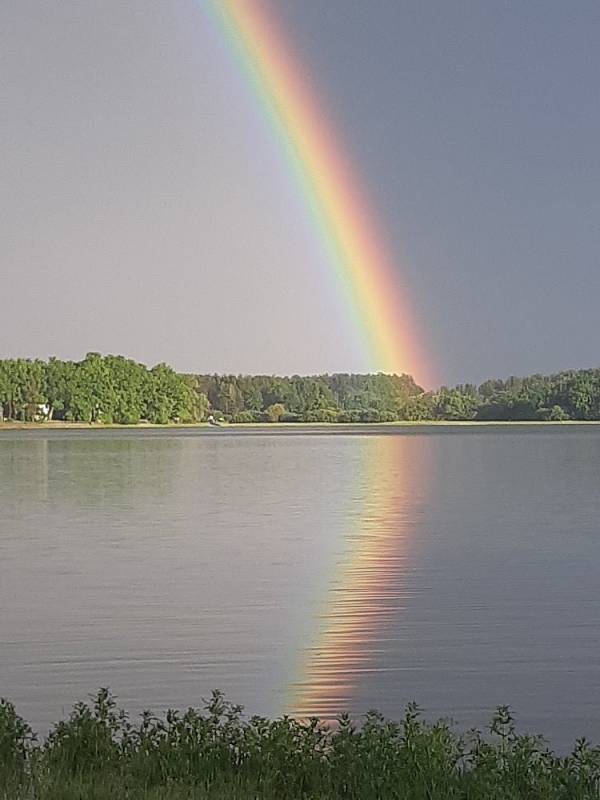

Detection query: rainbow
xmin=206 ymin=0 xmax=430 ymax=384
xmin=289 ymin=435 xmax=428 ymax=717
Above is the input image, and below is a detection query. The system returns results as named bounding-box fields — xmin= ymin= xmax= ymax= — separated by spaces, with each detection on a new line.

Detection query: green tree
xmin=549 ymin=404 xmax=569 ymax=421
xmin=45 ymin=357 xmax=76 ymax=420
xmin=265 ymin=403 xmax=286 ymax=422
xmin=433 ymin=388 xmax=478 ymax=420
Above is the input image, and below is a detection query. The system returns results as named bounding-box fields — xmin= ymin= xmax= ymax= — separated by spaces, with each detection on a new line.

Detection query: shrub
xmin=337 ymin=409 xmax=362 ymax=423
xmin=550 ymin=405 xmax=569 ymax=421
xmin=230 ymin=410 xmax=261 ymax=423
xmin=264 ymin=403 xmax=286 ymax=422
xmin=4 ymin=691 xmax=600 ymax=799
xmin=301 ymin=408 xmax=339 ymax=423
xmin=0 ymin=697 xmax=35 ymax=785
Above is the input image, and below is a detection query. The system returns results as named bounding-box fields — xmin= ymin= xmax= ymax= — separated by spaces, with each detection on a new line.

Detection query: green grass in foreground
xmin=2 ymin=690 xmax=600 ymax=799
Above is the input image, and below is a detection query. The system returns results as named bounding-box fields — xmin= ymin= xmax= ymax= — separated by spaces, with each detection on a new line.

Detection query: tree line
xmin=191 ymin=369 xmax=600 ymax=422
xmin=1 ymin=353 xmax=600 ymax=423
xmin=0 ymin=354 xmax=206 ymax=424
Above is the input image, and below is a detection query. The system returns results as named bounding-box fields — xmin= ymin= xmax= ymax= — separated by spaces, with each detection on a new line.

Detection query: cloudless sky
xmin=2 ymin=1 xmax=599 ymax=387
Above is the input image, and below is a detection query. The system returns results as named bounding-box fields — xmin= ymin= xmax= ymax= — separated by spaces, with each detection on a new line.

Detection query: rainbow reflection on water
xmin=289 ymin=435 xmax=428 ymax=718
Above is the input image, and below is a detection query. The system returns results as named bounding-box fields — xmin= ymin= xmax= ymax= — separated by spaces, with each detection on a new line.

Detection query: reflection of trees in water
xmin=1 ymin=435 xmax=180 ymax=508
xmin=48 ymin=437 xmax=181 ymax=507
xmin=1 ymin=438 xmax=49 ymax=502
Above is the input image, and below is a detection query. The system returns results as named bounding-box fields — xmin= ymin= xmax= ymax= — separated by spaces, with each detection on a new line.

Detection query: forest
xmin=1 ymin=353 xmax=600 ymax=423
xmin=0 ymin=354 xmax=204 ymax=425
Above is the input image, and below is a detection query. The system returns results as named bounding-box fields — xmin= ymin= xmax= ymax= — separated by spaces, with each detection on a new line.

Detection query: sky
xmin=2 ymin=0 xmax=599 ymax=388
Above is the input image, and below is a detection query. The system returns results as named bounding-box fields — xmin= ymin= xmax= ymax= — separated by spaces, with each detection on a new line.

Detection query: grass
xmin=2 ymin=690 xmax=600 ymax=798
xmin=2 ymin=419 xmax=600 ymax=432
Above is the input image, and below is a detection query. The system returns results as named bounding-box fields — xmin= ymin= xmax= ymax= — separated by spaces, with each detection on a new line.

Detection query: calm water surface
xmin=1 ymin=426 xmax=599 ymax=749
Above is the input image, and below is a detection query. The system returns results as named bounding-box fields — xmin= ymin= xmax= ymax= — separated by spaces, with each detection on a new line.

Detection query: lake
xmin=1 ymin=425 xmax=599 ymax=750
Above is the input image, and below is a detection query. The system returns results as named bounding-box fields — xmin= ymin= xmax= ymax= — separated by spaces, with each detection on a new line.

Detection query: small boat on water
xmin=207 ymin=415 xmax=223 ymax=427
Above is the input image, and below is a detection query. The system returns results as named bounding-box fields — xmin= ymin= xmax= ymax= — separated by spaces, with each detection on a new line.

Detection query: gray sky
xmin=2 ymin=1 xmax=599 ymax=387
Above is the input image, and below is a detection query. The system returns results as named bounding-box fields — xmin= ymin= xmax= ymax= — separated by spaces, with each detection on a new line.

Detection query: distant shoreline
xmin=3 ymin=355 xmax=599 ymax=424
xmin=2 ymin=419 xmax=600 ymax=431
